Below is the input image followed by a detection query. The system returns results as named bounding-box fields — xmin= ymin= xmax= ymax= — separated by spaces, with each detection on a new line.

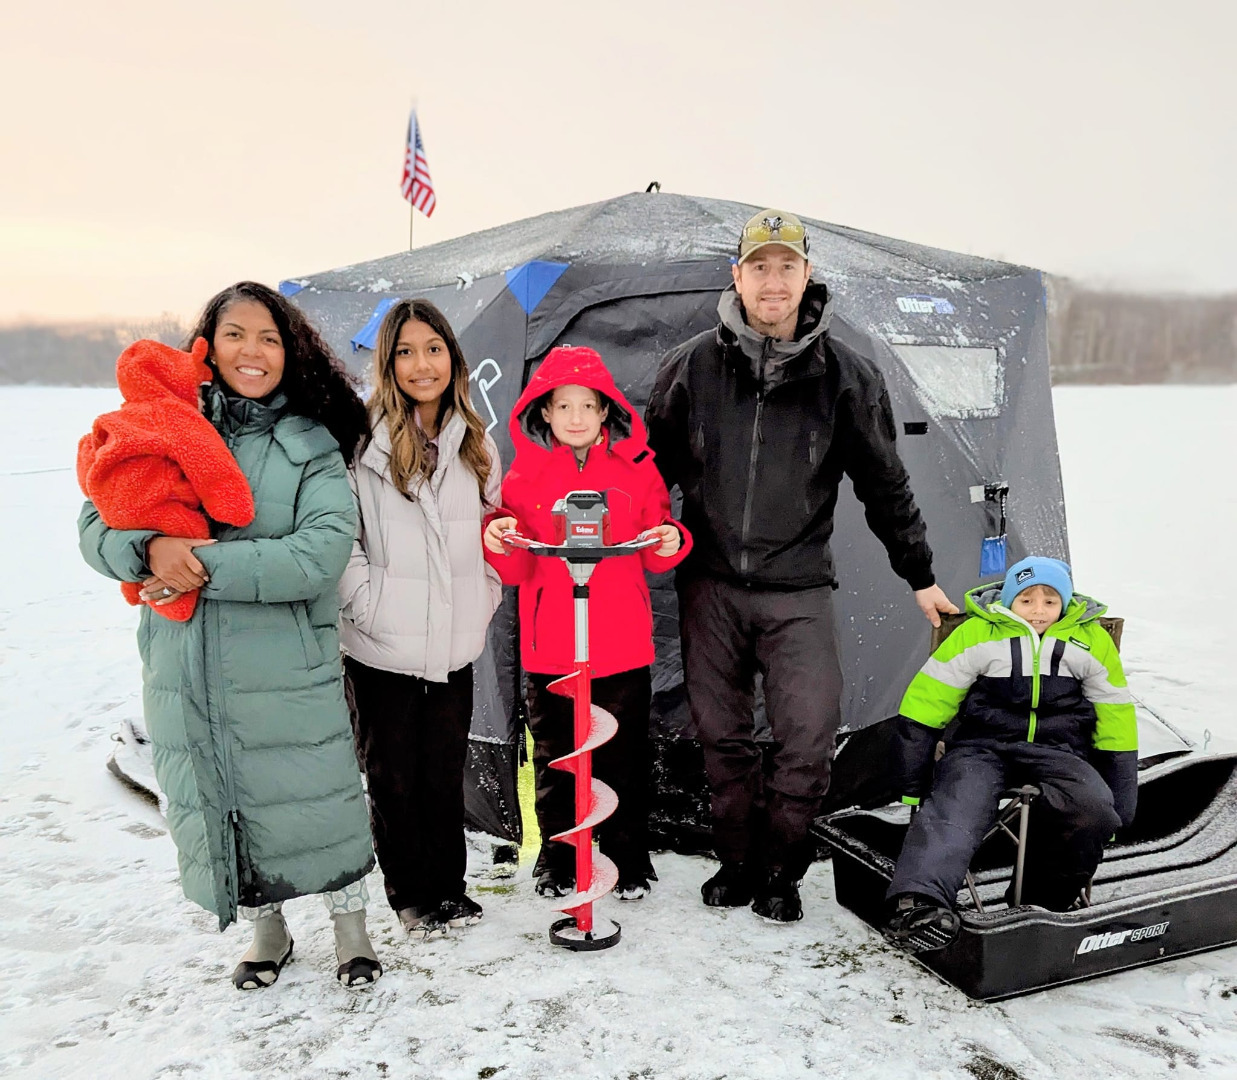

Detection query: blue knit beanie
xmin=1000 ymin=556 xmax=1073 ymax=610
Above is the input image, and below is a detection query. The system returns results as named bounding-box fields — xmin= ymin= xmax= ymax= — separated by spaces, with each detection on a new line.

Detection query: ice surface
xmin=1 ymin=385 xmax=1234 ymax=1079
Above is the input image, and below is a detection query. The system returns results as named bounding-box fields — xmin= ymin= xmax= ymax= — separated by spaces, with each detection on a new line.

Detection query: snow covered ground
xmin=1 ymin=385 xmax=1234 ymax=1080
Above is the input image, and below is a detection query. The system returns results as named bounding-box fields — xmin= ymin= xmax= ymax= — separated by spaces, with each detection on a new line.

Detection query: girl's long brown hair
xmin=370 ymin=298 xmax=492 ymax=501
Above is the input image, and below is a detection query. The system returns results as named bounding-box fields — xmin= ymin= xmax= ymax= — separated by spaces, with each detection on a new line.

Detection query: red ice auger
xmin=502 ymin=490 xmax=660 ymax=951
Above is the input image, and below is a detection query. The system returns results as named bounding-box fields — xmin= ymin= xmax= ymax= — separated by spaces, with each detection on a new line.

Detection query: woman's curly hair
xmin=185 ymin=281 xmax=369 ymax=466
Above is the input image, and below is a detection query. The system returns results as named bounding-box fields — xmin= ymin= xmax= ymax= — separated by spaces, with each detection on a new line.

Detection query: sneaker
xmin=701 ymin=862 xmax=754 ymax=907
xmin=884 ymin=893 xmax=960 ymax=952
xmin=535 ymin=866 xmax=575 ymax=898
xmin=397 ymin=904 xmax=447 ymax=940
xmin=437 ymin=894 xmax=483 ymax=928
xmin=751 ymin=868 xmax=803 ymax=923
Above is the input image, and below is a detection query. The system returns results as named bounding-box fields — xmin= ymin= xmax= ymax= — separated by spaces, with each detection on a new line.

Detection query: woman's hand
xmin=146 ymin=536 xmax=215 ymax=594
xmin=649 ymin=524 xmax=681 ymax=558
xmin=139 ymin=576 xmax=186 ymax=606
xmin=484 ymin=516 xmax=518 ymax=555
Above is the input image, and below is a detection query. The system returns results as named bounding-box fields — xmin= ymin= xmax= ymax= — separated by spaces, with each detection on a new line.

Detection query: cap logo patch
xmin=1016 ymin=567 xmax=1035 ymax=584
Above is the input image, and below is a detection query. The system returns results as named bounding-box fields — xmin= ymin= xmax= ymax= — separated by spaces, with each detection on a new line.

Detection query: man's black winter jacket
xmin=645 ymin=283 xmax=935 ymax=591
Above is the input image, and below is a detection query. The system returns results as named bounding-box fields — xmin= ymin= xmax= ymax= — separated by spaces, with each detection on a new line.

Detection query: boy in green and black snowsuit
xmin=885 ymin=557 xmax=1138 ymax=945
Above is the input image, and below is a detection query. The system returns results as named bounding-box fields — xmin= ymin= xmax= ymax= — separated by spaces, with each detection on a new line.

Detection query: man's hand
xmin=913 ymin=584 xmax=959 ymax=628
xmin=146 ymin=536 xmax=215 ymax=594
xmin=648 ymin=524 xmax=681 ymax=558
xmin=483 ymin=516 xmax=518 ymax=555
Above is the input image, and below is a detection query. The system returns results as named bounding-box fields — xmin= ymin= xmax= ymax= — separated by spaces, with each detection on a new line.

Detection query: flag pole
xmin=409 ymin=97 xmax=420 ymax=251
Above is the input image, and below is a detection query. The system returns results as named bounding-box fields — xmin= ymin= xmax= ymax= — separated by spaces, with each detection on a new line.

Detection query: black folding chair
xmin=963 ymin=785 xmax=1038 ymax=912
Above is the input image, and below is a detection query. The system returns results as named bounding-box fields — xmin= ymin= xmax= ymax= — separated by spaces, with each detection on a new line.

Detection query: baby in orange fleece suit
xmin=76 ymin=337 xmax=255 ymax=621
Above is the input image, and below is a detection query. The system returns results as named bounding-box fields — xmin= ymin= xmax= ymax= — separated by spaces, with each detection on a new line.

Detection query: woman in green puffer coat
xmin=78 ymin=282 xmax=381 ymax=991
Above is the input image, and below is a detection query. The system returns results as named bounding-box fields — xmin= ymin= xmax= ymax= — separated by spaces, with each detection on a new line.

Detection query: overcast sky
xmin=3 ymin=0 xmax=1234 ymax=323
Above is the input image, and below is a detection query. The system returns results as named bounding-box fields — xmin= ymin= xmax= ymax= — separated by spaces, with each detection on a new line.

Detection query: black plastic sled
xmin=813 ymin=747 xmax=1237 ymax=1001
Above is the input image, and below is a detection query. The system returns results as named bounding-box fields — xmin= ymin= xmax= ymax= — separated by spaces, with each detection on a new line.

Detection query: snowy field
xmin=1 ymin=385 xmax=1235 ymax=1080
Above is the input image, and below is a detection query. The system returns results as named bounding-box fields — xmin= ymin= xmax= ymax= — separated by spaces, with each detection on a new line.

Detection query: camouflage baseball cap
xmin=737 ymin=209 xmax=810 ymax=264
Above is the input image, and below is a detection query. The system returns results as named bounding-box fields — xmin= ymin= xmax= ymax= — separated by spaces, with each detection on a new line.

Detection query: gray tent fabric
xmin=286 ymin=191 xmax=1066 ymax=849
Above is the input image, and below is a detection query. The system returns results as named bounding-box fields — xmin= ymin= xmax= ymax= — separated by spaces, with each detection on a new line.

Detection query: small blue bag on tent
xmin=980 ymin=534 xmax=1008 ymax=576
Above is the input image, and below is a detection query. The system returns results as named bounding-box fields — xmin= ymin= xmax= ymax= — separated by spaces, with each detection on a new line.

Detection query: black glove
xmin=1091 ymin=748 xmax=1139 ymax=828
xmin=890 ymin=716 xmax=941 ymax=805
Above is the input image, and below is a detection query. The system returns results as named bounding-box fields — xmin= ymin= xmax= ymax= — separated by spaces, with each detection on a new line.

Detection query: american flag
xmin=401 ymin=109 xmax=436 ymax=217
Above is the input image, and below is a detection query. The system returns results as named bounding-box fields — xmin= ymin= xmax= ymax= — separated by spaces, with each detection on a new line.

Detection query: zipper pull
xmin=230 ymin=809 xmax=240 ymax=823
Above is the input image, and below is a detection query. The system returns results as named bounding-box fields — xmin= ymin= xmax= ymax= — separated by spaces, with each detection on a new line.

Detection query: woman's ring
xmin=161 ymin=587 xmax=173 ymax=597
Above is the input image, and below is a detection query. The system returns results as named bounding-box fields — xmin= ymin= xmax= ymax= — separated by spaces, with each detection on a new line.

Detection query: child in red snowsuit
xmin=483 ymin=345 xmax=692 ymax=899
xmin=76 ymin=337 xmax=255 ymax=622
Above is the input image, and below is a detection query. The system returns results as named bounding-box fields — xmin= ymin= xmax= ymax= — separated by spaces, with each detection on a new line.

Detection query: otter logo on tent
xmin=896 ymin=294 xmax=955 ymax=315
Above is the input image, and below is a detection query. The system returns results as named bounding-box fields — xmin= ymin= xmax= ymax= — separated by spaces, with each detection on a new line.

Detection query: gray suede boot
xmin=232 ymin=907 xmax=293 ymax=991
xmin=332 ymin=909 xmax=382 ymax=988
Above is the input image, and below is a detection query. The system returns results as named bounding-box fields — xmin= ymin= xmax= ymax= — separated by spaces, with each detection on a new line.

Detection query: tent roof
xmin=292 ymin=191 xmax=1028 ymax=295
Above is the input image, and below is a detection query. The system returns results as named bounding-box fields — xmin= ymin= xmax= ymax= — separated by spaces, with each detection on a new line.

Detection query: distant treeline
xmin=1046 ymin=278 xmax=1236 ymax=384
xmin=0 ymin=317 xmax=187 ymax=386
xmin=1 ymin=283 xmax=1234 ymax=385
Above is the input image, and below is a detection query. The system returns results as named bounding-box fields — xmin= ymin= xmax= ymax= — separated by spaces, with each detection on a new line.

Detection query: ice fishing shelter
xmin=283 ymin=191 xmax=1065 ymax=848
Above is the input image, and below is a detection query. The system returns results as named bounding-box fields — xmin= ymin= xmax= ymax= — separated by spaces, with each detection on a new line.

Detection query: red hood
xmin=116 ymin=337 xmax=211 ymax=406
xmin=508 ymin=345 xmax=649 ymax=464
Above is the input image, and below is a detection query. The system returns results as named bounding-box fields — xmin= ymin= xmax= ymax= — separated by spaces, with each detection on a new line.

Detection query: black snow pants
xmin=344 ymin=656 xmax=473 ymax=913
xmin=525 ymin=666 xmax=653 ymax=879
xmin=888 ymin=741 xmax=1122 ymax=911
xmin=678 ymin=574 xmax=844 ymax=879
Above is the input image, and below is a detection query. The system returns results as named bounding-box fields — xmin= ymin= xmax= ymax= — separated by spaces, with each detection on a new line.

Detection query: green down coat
xmin=78 ymin=386 xmax=374 ymax=928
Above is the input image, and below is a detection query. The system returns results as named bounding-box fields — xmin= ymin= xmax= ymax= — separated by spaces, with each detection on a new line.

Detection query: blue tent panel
xmin=350 ymin=297 xmax=400 ymax=352
xmin=504 ymin=260 xmax=569 ymax=315
xmin=278 ymin=280 xmax=306 ymax=297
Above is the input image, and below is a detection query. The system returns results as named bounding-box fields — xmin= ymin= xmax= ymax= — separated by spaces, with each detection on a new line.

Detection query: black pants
xmin=525 ymin=666 xmax=653 ymax=879
xmin=888 ymin=741 xmax=1122 ymax=911
xmin=678 ymin=575 xmax=844 ymax=877
xmin=344 ymin=656 xmax=473 ymax=913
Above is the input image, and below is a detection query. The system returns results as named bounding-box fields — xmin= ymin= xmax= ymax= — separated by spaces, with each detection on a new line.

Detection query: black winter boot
xmin=398 ymin=903 xmax=447 ymax=940
xmin=701 ymin=862 xmax=755 ymax=907
xmin=436 ymin=894 xmax=484 ymax=927
xmin=751 ymin=867 xmax=803 ymax=923
xmin=884 ymin=893 xmax=960 ymax=952
xmin=534 ymin=843 xmax=576 ymax=897
xmin=614 ymin=860 xmax=658 ymax=901
xmin=535 ymin=865 xmax=575 ymax=897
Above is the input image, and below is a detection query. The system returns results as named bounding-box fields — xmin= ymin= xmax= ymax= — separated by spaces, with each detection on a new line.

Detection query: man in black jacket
xmin=645 ymin=209 xmax=957 ymax=922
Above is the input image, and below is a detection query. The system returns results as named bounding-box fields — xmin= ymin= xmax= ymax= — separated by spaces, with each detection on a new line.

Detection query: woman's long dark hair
xmin=185 ymin=281 xmax=369 ymax=466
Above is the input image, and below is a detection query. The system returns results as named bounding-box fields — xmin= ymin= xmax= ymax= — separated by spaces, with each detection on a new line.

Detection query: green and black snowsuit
xmin=887 ymin=584 xmax=1138 ymax=910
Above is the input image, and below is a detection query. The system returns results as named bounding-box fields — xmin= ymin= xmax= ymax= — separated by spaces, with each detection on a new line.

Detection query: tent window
xmin=889 ymin=344 xmax=1003 ymax=419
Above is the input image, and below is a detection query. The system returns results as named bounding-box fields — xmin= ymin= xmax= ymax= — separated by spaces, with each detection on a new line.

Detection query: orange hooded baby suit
xmin=76 ymin=337 xmax=255 ymax=621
